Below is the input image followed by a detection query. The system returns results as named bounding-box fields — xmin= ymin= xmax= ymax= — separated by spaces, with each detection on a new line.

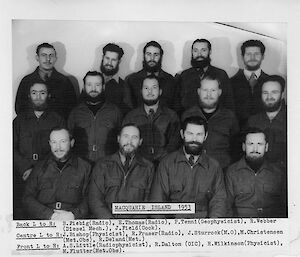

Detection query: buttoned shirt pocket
xmin=128 ymin=181 xmax=148 ymax=201
xmin=196 ymin=184 xmax=212 ymax=211
xmin=234 ymin=183 xmax=253 ymax=203
xmin=170 ymin=184 xmax=183 ymax=202
xmin=263 ymin=182 xmax=281 ymax=196
xmin=65 ymin=182 xmax=82 ymax=202
xmin=38 ymin=181 xmax=53 ymax=202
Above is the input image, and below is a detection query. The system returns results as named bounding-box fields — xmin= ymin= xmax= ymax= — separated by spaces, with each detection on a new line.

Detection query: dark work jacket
xmin=150 ymin=149 xmax=227 ymax=218
xmin=125 ymin=69 xmax=176 ymax=109
xmin=104 ymin=77 xmax=131 ymax=115
xmin=123 ymin=104 xmax=181 ymax=163
xmin=230 ymin=69 xmax=269 ymax=127
xmin=68 ymin=102 xmax=122 ymax=163
xmin=13 ymin=109 xmax=65 ymax=176
xmin=23 ymin=155 xmax=91 ymax=220
xmin=15 ymin=67 xmax=77 ymax=120
xmin=247 ymin=105 xmax=287 ymax=168
xmin=175 ymin=65 xmax=235 ymax=113
xmin=182 ymin=106 xmax=240 ymax=169
xmin=225 ymin=158 xmax=287 ymax=218
xmin=88 ymin=153 xmax=154 ymax=219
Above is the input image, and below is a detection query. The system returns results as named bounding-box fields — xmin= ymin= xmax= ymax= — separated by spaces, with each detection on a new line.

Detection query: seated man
xmin=13 ymin=80 xmax=65 ymax=219
xmin=68 ymin=71 xmax=122 ymax=163
xmin=182 ymin=74 xmax=239 ymax=169
xmin=123 ymin=75 xmax=180 ymax=166
xmin=225 ymin=127 xmax=287 ymax=218
xmin=89 ymin=124 xmax=154 ymax=219
xmin=150 ymin=116 xmax=227 ymax=218
xmin=23 ymin=127 xmax=91 ymax=220
xmin=15 ymin=42 xmax=77 ymax=119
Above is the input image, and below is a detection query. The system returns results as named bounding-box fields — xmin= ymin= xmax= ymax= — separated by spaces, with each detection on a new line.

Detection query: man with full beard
xmin=175 ymin=38 xmax=234 ymax=113
xmin=247 ymin=75 xmax=287 ymax=168
xmin=230 ymin=40 xmax=269 ymax=127
xmin=125 ymin=41 xmax=176 ymax=109
xmin=68 ymin=71 xmax=122 ymax=163
xmin=13 ymin=81 xmax=65 ymax=219
xmin=225 ymin=128 xmax=287 ymax=217
xmin=182 ymin=75 xmax=239 ymax=169
xmin=100 ymin=43 xmax=131 ymax=114
xmin=23 ymin=127 xmax=91 ymax=220
xmin=150 ymin=116 xmax=227 ymax=218
xmin=123 ymin=75 xmax=180 ymax=166
xmin=89 ymin=124 xmax=154 ymax=218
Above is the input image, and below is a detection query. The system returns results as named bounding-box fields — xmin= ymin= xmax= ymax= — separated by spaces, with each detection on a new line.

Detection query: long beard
xmin=143 ymin=59 xmax=162 ymax=73
xmin=245 ymin=155 xmax=265 ymax=171
xmin=30 ymin=100 xmax=48 ymax=111
xmin=263 ymin=99 xmax=282 ymax=112
xmin=184 ymin=141 xmax=204 ymax=155
xmin=80 ymin=90 xmax=105 ymax=104
xmin=143 ymin=97 xmax=160 ymax=106
xmin=100 ymin=61 xmax=119 ymax=76
xmin=191 ymin=56 xmax=211 ymax=69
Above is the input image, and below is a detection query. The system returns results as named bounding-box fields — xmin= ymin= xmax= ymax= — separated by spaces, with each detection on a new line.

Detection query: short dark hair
xmin=199 ymin=74 xmax=221 ymax=89
xmin=141 ymin=74 xmax=160 ymax=89
xmin=118 ymin=123 xmax=141 ymax=138
xmin=181 ymin=116 xmax=208 ymax=134
xmin=83 ymin=71 xmax=104 ymax=85
xmin=192 ymin=39 xmax=212 ymax=51
xmin=143 ymin=41 xmax=164 ymax=56
xmin=49 ymin=126 xmax=73 ymax=140
xmin=36 ymin=43 xmax=56 ymax=55
xmin=262 ymin=75 xmax=286 ymax=92
xmin=243 ymin=127 xmax=268 ymax=143
xmin=241 ymin=40 xmax=265 ymax=56
xmin=102 ymin=43 xmax=124 ymax=59
xmin=28 ymin=80 xmax=50 ymax=95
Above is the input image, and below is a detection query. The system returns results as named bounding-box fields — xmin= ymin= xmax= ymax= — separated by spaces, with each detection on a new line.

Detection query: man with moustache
xmin=125 ymin=41 xmax=176 ymax=109
xmin=150 ymin=116 xmax=227 ymax=218
xmin=225 ymin=128 xmax=286 ymax=217
xmin=123 ymin=75 xmax=180 ymax=166
xmin=247 ymin=75 xmax=287 ymax=168
xmin=15 ymin=43 xmax=77 ymax=119
xmin=175 ymin=38 xmax=234 ymax=113
xmin=231 ymin=40 xmax=269 ymax=127
xmin=13 ymin=81 xmax=65 ymax=219
xmin=182 ymin=75 xmax=239 ymax=169
xmin=89 ymin=124 xmax=154 ymax=219
xmin=68 ymin=71 xmax=122 ymax=163
xmin=23 ymin=127 xmax=91 ymax=220
xmin=100 ymin=43 xmax=131 ymax=114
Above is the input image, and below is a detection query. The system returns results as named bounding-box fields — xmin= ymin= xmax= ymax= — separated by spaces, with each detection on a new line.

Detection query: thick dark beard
xmin=191 ymin=56 xmax=211 ymax=69
xmin=184 ymin=141 xmax=204 ymax=155
xmin=263 ymin=99 xmax=282 ymax=113
xmin=245 ymin=63 xmax=261 ymax=71
xmin=31 ymin=101 xmax=48 ymax=112
xmin=119 ymin=145 xmax=137 ymax=159
xmin=143 ymin=97 xmax=159 ymax=106
xmin=143 ymin=59 xmax=162 ymax=73
xmin=245 ymin=155 xmax=265 ymax=172
xmin=100 ymin=61 xmax=119 ymax=76
xmin=80 ymin=90 xmax=105 ymax=104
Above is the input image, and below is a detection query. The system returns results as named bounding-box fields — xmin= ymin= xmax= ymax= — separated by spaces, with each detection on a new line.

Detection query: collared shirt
xmin=103 ymin=74 xmax=119 ymax=86
xmin=243 ymin=68 xmax=262 ymax=80
xmin=38 ymin=68 xmax=53 ymax=81
xmin=182 ymin=146 xmax=200 ymax=164
xmin=89 ymin=152 xmax=154 ymax=219
xmin=23 ymin=155 xmax=91 ymax=220
xmin=226 ymin=157 xmax=287 ymax=218
xmin=150 ymin=148 xmax=227 ymax=218
xmin=144 ymin=102 xmax=159 ymax=115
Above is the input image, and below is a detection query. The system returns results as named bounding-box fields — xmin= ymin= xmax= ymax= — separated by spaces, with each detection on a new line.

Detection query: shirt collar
xmin=235 ymin=157 xmax=270 ymax=173
xmin=103 ymin=74 xmax=119 ymax=84
xmin=244 ymin=68 xmax=262 ymax=80
xmin=144 ymin=102 xmax=160 ymax=115
xmin=38 ymin=67 xmax=53 ymax=81
xmin=176 ymin=147 xmax=208 ymax=169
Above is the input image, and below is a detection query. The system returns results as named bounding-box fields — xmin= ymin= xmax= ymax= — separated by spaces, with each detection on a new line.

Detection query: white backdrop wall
xmin=12 ymin=20 xmax=287 ymax=115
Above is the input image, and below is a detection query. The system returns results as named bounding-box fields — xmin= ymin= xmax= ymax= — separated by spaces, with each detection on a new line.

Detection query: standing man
xmin=226 ymin=128 xmax=287 ymax=217
xmin=247 ymin=75 xmax=287 ymax=168
xmin=182 ymin=75 xmax=239 ymax=169
xmin=231 ymin=39 xmax=269 ymax=127
xmin=68 ymin=71 xmax=122 ymax=163
xmin=23 ymin=127 xmax=91 ymax=220
xmin=89 ymin=124 xmax=154 ymax=219
xmin=150 ymin=116 xmax=227 ymax=218
xmin=123 ymin=75 xmax=180 ymax=166
xmin=175 ymin=38 xmax=234 ymax=113
xmin=15 ymin=43 xmax=77 ymax=119
xmin=13 ymin=80 xmax=65 ymax=219
xmin=125 ymin=41 xmax=176 ymax=109
xmin=100 ymin=43 xmax=131 ymax=114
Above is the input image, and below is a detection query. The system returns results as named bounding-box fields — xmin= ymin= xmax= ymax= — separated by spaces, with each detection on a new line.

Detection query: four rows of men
xmin=13 ymin=39 xmax=287 ymax=219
